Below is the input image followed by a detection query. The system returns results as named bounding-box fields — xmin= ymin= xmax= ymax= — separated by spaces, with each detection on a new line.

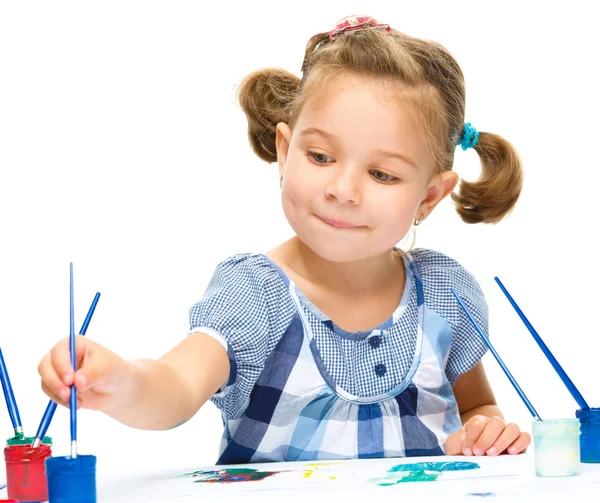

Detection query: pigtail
xmin=237 ymin=68 xmax=300 ymax=163
xmin=451 ymin=133 xmax=523 ymax=224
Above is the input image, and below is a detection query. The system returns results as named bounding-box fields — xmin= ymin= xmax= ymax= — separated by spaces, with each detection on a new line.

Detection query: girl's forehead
xmin=293 ymin=75 xmax=432 ymax=170
xmin=297 ymin=75 xmax=424 ymax=135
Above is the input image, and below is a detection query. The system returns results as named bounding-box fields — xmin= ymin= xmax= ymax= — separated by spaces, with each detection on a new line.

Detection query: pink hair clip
xmin=328 ymin=15 xmax=391 ymax=40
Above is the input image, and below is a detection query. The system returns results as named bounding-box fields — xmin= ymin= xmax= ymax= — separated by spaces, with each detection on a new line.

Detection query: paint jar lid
xmin=532 ymin=418 xmax=580 ymax=437
xmin=6 ymin=435 xmax=52 ymax=446
xmin=576 ymin=407 xmax=600 ymax=424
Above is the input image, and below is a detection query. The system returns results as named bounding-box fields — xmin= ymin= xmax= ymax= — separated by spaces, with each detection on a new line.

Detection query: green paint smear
xmin=6 ymin=436 xmax=52 ymax=446
xmin=373 ymin=469 xmax=439 ymax=486
xmin=370 ymin=461 xmax=480 ymax=486
xmin=182 ymin=468 xmax=280 ymax=483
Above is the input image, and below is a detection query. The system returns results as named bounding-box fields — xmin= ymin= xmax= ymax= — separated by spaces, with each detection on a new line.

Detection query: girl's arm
xmin=447 ymin=362 xmax=531 ymax=456
xmin=39 ymin=332 xmax=230 ymax=431
xmin=453 ymin=362 xmax=503 ymax=423
xmin=107 ymin=332 xmax=230 ymax=430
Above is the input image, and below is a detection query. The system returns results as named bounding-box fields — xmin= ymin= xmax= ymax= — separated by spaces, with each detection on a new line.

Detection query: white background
xmin=0 ymin=1 xmax=598 ymax=475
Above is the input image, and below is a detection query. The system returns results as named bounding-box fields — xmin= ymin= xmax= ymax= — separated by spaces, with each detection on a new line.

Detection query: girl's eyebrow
xmin=298 ymin=127 xmax=418 ymax=170
xmin=298 ymin=127 xmax=337 ymax=142
xmin=374 ymin=148 xmax=418 ymax=170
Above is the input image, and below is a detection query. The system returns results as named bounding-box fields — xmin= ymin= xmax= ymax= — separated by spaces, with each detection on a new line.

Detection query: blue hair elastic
xmin=458 ymin=122 xmax=479 ymax=150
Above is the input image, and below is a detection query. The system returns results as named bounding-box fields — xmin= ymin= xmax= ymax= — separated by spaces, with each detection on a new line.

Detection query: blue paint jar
xmin=45 ymin=454 xmax=96 ymax=503
xmin=576 ymin=408 xmax=600 ymax=463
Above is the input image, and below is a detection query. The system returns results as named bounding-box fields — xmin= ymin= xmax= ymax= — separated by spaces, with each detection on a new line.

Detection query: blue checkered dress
xmin=189 ymin=248 xmax=488 ymax=464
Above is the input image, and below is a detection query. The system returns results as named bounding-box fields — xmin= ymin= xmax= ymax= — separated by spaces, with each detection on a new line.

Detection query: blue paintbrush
xmin=451 ymin=288 xmax=542 ymax=421
xmin=69 ymin=263 xmax=77 ymax=458
xmin=494 ymin=276 xmax=590 ymax=411
xmin=32 ymin=292 xmax=101 ymax=448
xmin=0 ymin=346 xmax=24 ymax=437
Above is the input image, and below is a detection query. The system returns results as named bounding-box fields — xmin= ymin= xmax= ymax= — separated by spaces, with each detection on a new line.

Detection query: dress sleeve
xmin=188 ymin=254 xmax=275 ymax=420
xmin=414 ymin=249 xmax=489 ymax=385
xmin=444 ymin=262 xmax=489 ymax=384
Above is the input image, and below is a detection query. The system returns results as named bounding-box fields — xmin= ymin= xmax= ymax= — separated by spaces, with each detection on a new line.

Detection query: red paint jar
xmin=4 ymin=444 xmax=51 ymax=502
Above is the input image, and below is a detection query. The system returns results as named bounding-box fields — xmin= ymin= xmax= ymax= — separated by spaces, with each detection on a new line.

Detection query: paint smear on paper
xmin=467 ymin=492 xmax=495 ymax=498
xmin=181 ymin=461 xmax=345 ymax=484
xmin=182 ymin=468 xmax=282 ymax=483
xmin=370 ymin=461 xmax=480 ymax=486
xmin=302 ymin=462 xmax=339 ymax=480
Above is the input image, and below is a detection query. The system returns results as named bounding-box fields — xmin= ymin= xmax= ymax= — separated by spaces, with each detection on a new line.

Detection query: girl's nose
xmin=324 ymin=166 xmax=362 ymax=205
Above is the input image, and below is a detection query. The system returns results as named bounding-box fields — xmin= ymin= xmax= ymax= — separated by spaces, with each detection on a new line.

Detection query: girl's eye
xmin=308 ymin=152 xmax=334 ymax=164
xmin=370 ymin=169 xmax=399 ymax=183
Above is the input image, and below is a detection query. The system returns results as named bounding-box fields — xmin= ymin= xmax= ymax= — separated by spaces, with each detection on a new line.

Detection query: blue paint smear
xmin=389 ymin=461 xmax=480 ymax=473
xmin=468 ymin=492 xmax=495 ymax=497
xmin=370 ymin=461 xmax=480 ymax=486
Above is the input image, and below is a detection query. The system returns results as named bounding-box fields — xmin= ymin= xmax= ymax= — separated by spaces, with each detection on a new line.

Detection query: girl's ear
xmin=276 ymin=122 xmax=292 ymax=180
xmin=417 ymin=171 xmax=459 ymax=221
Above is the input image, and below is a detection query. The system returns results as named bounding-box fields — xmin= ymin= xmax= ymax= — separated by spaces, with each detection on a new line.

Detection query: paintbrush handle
xmin=451 ymin=288 xmax=542 ymax=421
xmin=0 ymin=347 xmax=23 ymax=432
xmin=494 ymin=277 xmax=589 ymax=411
xmin=33 ymin=401 xmax=57 ymax=446
xmin=69 ymin=263 xmax=77 ymax=456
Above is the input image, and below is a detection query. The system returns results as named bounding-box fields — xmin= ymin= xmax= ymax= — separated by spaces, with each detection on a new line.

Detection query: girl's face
xmin=276 ymin=74 xmax=457 ymax=263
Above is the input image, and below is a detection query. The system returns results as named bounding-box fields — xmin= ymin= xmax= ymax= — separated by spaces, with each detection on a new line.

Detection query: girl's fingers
xmin=41 ymin=382 xmax=68 ymax=408
xmin=50 ymin=337 xmax=77 ymax=386
xmin=49 ymin=336 xmax=89 ymax=386
xmin=42 ymin=382 xmax=88 ymax=412
xmin=472 ymin=416 xmax=505 ymax=456
xmin=445 ymin=429 xmax=467 ymax=456
xmin=463 ymin=416 xmax=488 ymax=456
xmin=506 ymin=432 xmax=532 ymax=455
xmin=38 ymin=352 xmax=70 ymax=401
xmin=486 ymin=422 xmax=521 ymax=455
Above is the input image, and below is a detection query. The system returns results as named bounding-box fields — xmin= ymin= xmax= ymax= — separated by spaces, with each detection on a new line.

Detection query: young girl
xmin=38 ymin=15 xmax=530 ymax=464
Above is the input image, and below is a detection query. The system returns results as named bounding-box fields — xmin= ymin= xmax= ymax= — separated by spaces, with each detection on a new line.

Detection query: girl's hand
xmin=446 ymin=415 xmax=531 ymax=456
xmin=38 ymin=335 xmax=134 ymax=412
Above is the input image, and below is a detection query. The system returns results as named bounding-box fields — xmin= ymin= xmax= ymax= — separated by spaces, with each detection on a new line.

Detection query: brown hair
xmin=238 ymin=21 xmax=523 ymax=224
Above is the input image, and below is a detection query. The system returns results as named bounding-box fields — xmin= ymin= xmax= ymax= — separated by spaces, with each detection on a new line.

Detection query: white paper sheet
xmin=87 ymin=454 xmax=600 ymax=503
